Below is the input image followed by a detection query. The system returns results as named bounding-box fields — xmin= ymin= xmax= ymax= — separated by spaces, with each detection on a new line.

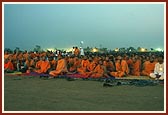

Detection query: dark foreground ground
xmin=4 ymin=75 xmax=164 ymax=111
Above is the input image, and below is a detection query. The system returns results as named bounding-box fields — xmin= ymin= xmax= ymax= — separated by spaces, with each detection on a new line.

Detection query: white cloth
xmin=80 ymin=48 xmax=85 ymax=56
xmin=150 ymin=62 xmax=164 ymax=80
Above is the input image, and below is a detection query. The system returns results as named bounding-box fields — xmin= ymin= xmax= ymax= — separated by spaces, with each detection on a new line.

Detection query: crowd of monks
xmin=4 ymin=49 xmax=164 ymax=80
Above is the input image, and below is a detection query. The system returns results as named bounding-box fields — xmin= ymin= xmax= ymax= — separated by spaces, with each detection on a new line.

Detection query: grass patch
xmin=4 ymin=76 xmax=164 ymax=111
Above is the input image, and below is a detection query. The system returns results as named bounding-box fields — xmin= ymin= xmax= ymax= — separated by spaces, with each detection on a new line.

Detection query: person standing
xmin=80 ymin=47 xmax=85 ymax=56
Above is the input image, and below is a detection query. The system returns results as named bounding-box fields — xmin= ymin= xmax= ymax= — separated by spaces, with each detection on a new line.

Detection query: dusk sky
xmin=4 ymin=3 xmax=164 ymax=51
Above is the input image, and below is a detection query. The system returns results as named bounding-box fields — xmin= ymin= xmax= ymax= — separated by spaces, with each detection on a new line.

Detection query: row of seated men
xmin=4 ymin=53 xmax=164 ymax=80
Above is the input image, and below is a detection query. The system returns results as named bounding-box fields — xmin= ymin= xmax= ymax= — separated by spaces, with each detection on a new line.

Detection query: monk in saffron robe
xmin=35 ymin=57 xmax=42 ymax=69
xmin=67 ymin=56 xmax=74 ymax=71
xmin=69 ymin=57 xmax=81 ymax=72
xmin=110 ymin=56 xmax=129 ymax=77
xmin=48 ymin=56 xmax=57 ymax=70
xmin=77 ymin=56 xmax=90 ymax=76
xmin=4 ymin=58 xmax=14 ymax=72
xmin=121 ymin=57 xmax=129 ymax=75
xmin=34 ymin=56 xmax=51 ymax=74
xmin=141 ymin=58 xmax=156 ymax=76
xmin=87 ymin=57 xmax=97 ymax=72
xmin=103 ymin=56 xmax=115 ymax=72
xmin=126 ymin=56 xmax=133 ymax=72
xmin=90 ymin=60 xmax=106 ymax=78
xmin=26 ymin=56 xmax=40 ymax=73
xmin=141 ymin=57 xmax=150 ymax=70
xmin=130 ymin=57 xmax=141 ymax=76
xmin=80 ymin=57 xmax=98 ymax=77
xmin=49 ymin=56 xmax=68 ymax=77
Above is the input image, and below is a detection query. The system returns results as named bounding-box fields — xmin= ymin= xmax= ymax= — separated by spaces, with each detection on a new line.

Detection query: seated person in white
xmin=150 ymin=57 xmax=164 ymax=80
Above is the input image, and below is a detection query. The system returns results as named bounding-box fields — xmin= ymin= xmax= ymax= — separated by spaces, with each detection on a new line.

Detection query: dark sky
xmin=4 ymin=3 xmax=164 ymax=51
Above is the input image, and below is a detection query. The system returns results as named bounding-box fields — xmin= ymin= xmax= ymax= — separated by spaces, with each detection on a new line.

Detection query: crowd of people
xmin=4 ymin=47 xmax=164 ymax=80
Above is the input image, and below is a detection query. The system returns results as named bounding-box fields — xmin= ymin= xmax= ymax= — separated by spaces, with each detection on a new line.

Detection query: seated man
xmin=103 ymin=56 xmax=115 ymax=73
xmin=150 ymin=57 xmax=164 ymax=80
xmin=48 ymin=56 xmax=57 ymax=71
xmin=49 ymin=56 xmax=68 ymax=78
xmin=110 ymin=56 xmax=129 ymax=77
xmin=87 ymin=57 xmax=97 ymax=73
xmin=68 ymin=56 xmax=81 ymax=73
xmin=89 ymin=59 xmax=107 ymax=78
xmin=34 ymin=56 xmax=51 ymax=74
xmin=141 ymin=57 xmax=156 ymax=76
xmin=130 ymin=57 xmax=141 ymax=76
xmin=77 ymin=56 xmax=90 ymax=75
xmin=4 ymin=58 xmax=14 ymax=73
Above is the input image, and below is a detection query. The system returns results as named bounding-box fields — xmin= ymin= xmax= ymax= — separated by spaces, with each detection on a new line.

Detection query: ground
xmin=4 ymin=75 xmax=164 ymax=111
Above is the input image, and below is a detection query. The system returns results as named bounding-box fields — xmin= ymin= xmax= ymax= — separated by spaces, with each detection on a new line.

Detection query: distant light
xmin=156 ymin=48 xmax=163 ymax=52
xmin=66 ymin=48 xmax=73 ymax=52
xmin=47 ymin=48 xmax=55 ymax=52
xmin=92 ymin=48 xmax=98 ymax=52
xmin=141 ymin=48 xmax=145 ymax=52
xmin=129 ymin=49 xmax=131 ymax=52
xmin=114 ymin=48 xmax=119 ymax=52
xmin=80 ymin=41 xmax=84 ymax=44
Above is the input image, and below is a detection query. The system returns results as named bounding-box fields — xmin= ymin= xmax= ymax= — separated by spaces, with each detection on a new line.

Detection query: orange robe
xmin=103 ymin=60 xmax=115 ymax=72
xmin=121 ymin=60 xmax=129 ymax=75
xmin=127 ymin=58 xmax=133 ymax=72
xmin=77 ymin=59 xmax=90 ymax=75
xmin=87 ymin=61 xmax=97 ymax=72
xmin=142 ymin=61 xmax=150 ymax=70
xmin=49 ymin=59 xmax=68 ymax=77
xmin=35 ymin=60 xmax=43 ymax=69
xmin=4 ymin=61 xmax=14 ymax=71
xmin=93 ymin=57 xmax=99 ymax=64
xmin=130 ymin=60 xmax=141 ymax=76
xmin=127 ymin=59 xmax=133 ymax=67
xmin=50 ymin=60 xmax=57 ymax=69
xmin=90 ymin=64 xmax=104 ymax=78
xmin=30 ymin=59 xmax=35 ymax=67
xmin=69 ymin=58 xmax=81 ymax=72
xmin=68 ymin=58 xmax=75 ymax=72
xmin=110 ymin=60 xmax=129 ymax=77
xmin=80 ymin=61 xmax=97 ymax=77
xmin=10 ymin=54 xmax=17 ymax=69
xmin=35 ymin=61 xmax=51 ymax=73
xmin=141 ymin=62 xmax=156 ymax=76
